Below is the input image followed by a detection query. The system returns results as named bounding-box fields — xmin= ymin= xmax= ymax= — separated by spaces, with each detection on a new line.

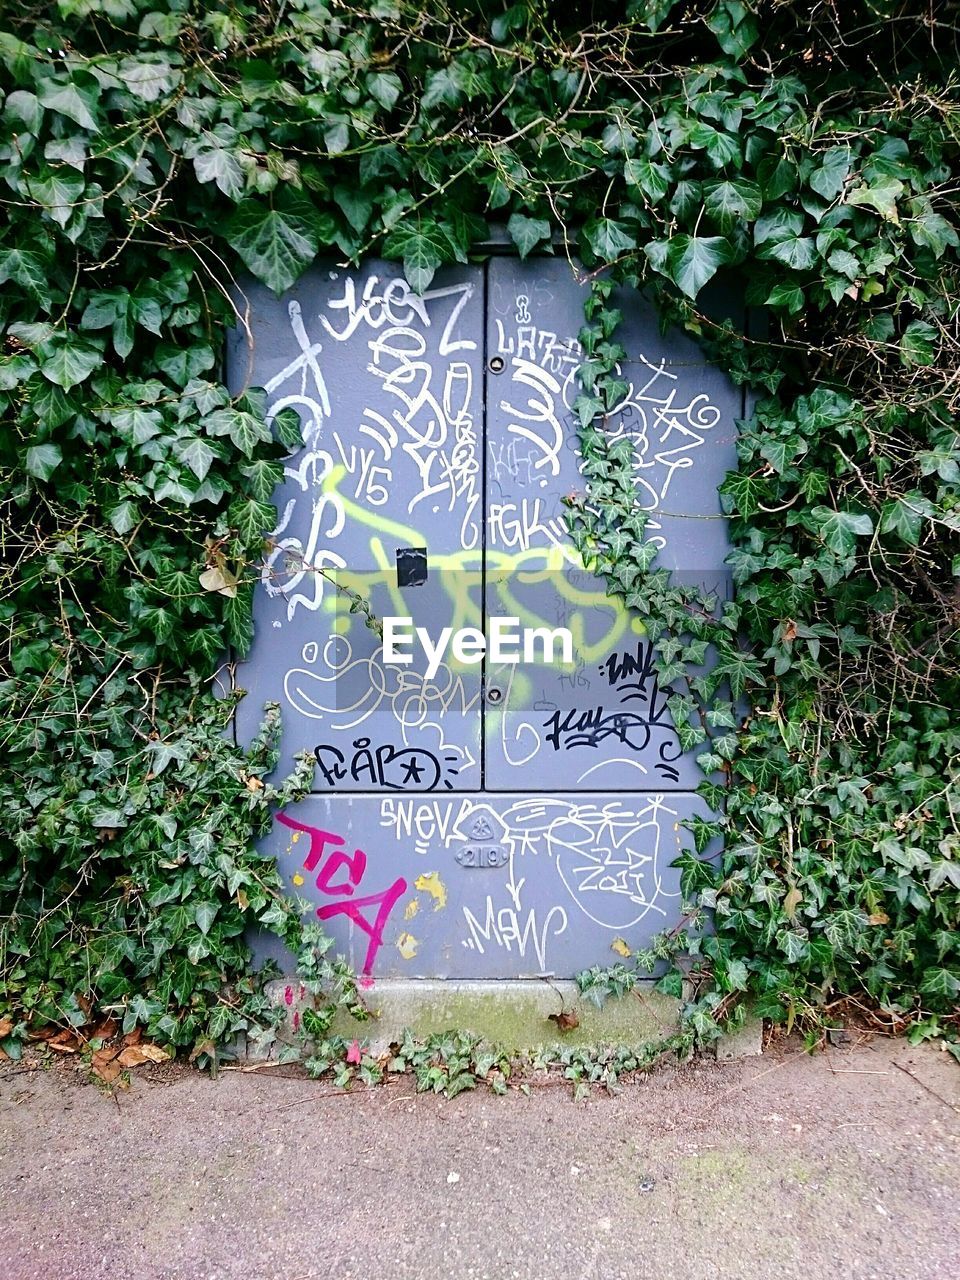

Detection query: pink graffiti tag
xmin=277 ymin=813 xmax=406 ymax=975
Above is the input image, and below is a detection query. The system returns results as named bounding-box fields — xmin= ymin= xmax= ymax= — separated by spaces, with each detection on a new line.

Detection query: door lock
xmin=488 ymin=355 xmax=505 ymax=373
xmin=486 ymin=686 xmax=503 ymax=704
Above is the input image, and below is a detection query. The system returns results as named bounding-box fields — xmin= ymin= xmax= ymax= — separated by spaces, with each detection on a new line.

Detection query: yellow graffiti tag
xmin=414 ymin=871 xmax=447 ymax=911
xmin=397 ymin=932 xmax=419 ymax=959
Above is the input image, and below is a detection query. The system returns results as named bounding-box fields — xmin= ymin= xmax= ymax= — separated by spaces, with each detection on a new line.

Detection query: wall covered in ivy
xmin=1 ymin=1 xmax=958 ymax=1064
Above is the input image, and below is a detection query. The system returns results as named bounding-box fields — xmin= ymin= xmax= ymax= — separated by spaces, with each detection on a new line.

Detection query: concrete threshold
xmin=259 ymin=978 xmax=763 ymax=1059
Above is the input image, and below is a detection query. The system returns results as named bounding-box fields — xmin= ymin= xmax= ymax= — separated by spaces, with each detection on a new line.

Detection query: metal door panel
xmin=483 ymin=257 xmax=739 ymax=790
xmin=255 ymin=791 xmax=715 ymax=978
xmin=228 ymin=263 xmax=484 ymax=785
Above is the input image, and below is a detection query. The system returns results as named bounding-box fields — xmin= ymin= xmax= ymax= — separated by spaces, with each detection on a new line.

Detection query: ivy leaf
xmin=879 ymin=494 xmax=930 ymax=546
xmin=204 ymin=407 xmax=272 ymax=456
xmin=491 ymin=4 xmax=527 ymax=41
xmin=421 ymin=64 xmax=464 ymax=111
xmin=623 ymin=156 xmax=670 ymax=201
xmin=153 ymin=476 xmax=196 ymax=505
xmin=241 ymin=458 xmax=283 ymax=503
xmin=36 ymin=78 xmax=99 ymax=131
xmin=900 ymin=320 xmax=937 ymax=368
xmin=229 ymin=498 xmax=275 ymax=543
xmin=765 ymin=283 xmax=805 ymax=313
xmin=107 ymin=501 xmax=138 ymax=534
xmin=4 ymin=88 xmax=42 ymax=133
xmin=507 ymin=212 xmax=551 ymax=258
xmin=195 ymin=901 xmax=218 ymax=936
xmin=25 ymin=442 xmax=63 ymax=481
xmin=324 ymin=120 xmax=350 ymax=155
xmin=720 ymin=471 xmax=768 ymax=517
xmin=0 ymin=248 xmax=48 ymax=297
xmin=382 ymin=218 xmax=452 ymax=293
xmin=583 ymin=217 xmax=635 ymax=261
xmin=226 ymin=192 xmax=329 ymax=294
xmin=707 ymin=1 xmax=760 ymax=57
xmin=908 ymin=206 xmax=959 ymax=257
xmin=105 ymin=405 xmax=163 ymax=444
xmin=687 ymin=121 xmax=741 ymax=169
xmin=306 ymin=47 xmax=348 ymax=90
xmin=659 ymin=235 xmax=731 ymax=299
xmin=272 ymin=405 xmax=304 ymax=450
xmin=847 ymin=176 xmax=904 ymax=224
xmin=630 ymin=1 xmax=679 ymax=33
xmin=366 ymin=70 xmax=402 ymax=111
xmin=193 ymin=147 xmax=246 ymax=199
xmin=173 ymin=435 xmax=216 ymax=481
xmin=809 ymin=146 xmax=851 ymax=201
xmin=39 ymin=335 xmax=104 ymax=390
xmin=0 ymin=353 xmax=36 ymax=390
xmin=760 ymin=236 xmax=816 ymax=271
xmin=155 ymin=343 xmax=215 ymax=384
xmin=919 ymin=967 xmax=960 ymax=1000
xmin=26 ymin=168 xmax=84 ymax=228
xmin=759 ymin=435 xmax=805 ymax=475
xmin=703 ymin=179 xmax=762 ymax=231
xmin=812 ymin=506 xmax=874 ymax=555
xmin=334 ymin=184 xmax=373 ymax=234
xmin=118 ymin=56 xmax=177 ymax=103
xmin=754 ymin=208 xmax=804 ymax=246
xmin=669 ymin=179 xmax=702 ymax=220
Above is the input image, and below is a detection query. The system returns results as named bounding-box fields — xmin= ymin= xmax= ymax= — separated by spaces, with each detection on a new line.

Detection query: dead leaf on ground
xmin=92 ymin=1057 xmax=124 ymax=1085
xmin=47 ymin=1030 xmax=81 ymax=1054
xmin=548 ymin=1011 xmax=580 ymax=1032
xmin=90 ymin=1018 xmax=118 ymax=1042
xmin=117 ymin=1045 xmax=148 ymax=1068
xmin=138 ymin=1043 xmax=170 ymax=1064
xmin=122 ymin=1027 xmax=143 ymax=1047
xmin=92 ymin=1046 xmax=120 ymax=1070
xmin=118 ymin=1042 xmax=169 ymax=1068
xmin=0 ymin=1016 xmax=13 ymax=1039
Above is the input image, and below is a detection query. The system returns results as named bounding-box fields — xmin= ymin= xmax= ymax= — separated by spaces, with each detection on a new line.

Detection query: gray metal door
xmin=228 ymin=257 xmax=738 ymax=979
xmin=230 ymin=265 xmax=485 ymax=791
xmin=483 ymin=257 xmax=735 ymax=791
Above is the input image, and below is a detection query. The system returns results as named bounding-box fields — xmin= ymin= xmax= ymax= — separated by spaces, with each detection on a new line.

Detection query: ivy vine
xmin=1 ymin=1 xmax=959 ymax=1065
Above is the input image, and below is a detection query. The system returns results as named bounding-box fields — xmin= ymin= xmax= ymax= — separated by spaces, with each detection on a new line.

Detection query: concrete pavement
xmin=1 ymin=1034 xmax=957 ymax=1280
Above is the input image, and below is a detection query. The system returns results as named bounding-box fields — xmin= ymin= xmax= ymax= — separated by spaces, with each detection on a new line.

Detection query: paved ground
xmin=1 ymin=1033 xmax=958 ymax=1280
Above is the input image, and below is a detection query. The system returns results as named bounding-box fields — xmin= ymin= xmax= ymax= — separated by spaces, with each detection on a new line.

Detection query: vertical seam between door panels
xmin=479 ymin=260 xmax=489 ymax=790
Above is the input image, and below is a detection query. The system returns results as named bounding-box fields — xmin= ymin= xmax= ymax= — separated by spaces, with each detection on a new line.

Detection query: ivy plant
xmin=1 ymin=1 xmax=959 ymax=1063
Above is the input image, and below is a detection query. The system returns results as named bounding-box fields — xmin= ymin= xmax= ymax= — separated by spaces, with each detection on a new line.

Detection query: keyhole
xmin=486 ymin=686 xmax=503 ymax=703
xmin=489 ymin=355 xmax=505 ymax=373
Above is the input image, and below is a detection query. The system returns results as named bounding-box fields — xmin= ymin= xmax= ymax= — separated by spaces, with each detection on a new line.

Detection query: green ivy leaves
xmin=645 ymin=235 xmax=731 ymax=298
xmin=227 ymin=192 xmax=333 ymax=295
xmin=811 ymin=507 xmax=874 ymax=556
xmin=507 ymin=213 xmax=551 ymax=258
xmin=1 ymin=0 xmax=959 ymax=1059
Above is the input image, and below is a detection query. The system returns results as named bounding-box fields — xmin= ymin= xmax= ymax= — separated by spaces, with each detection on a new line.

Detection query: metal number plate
xmin=455 ymin=844 xmax=509 ymax=869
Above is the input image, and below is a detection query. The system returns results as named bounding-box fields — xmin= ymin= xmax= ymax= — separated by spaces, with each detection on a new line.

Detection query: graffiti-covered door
xmin=228 ymin=256 xmax=739 ymax=979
